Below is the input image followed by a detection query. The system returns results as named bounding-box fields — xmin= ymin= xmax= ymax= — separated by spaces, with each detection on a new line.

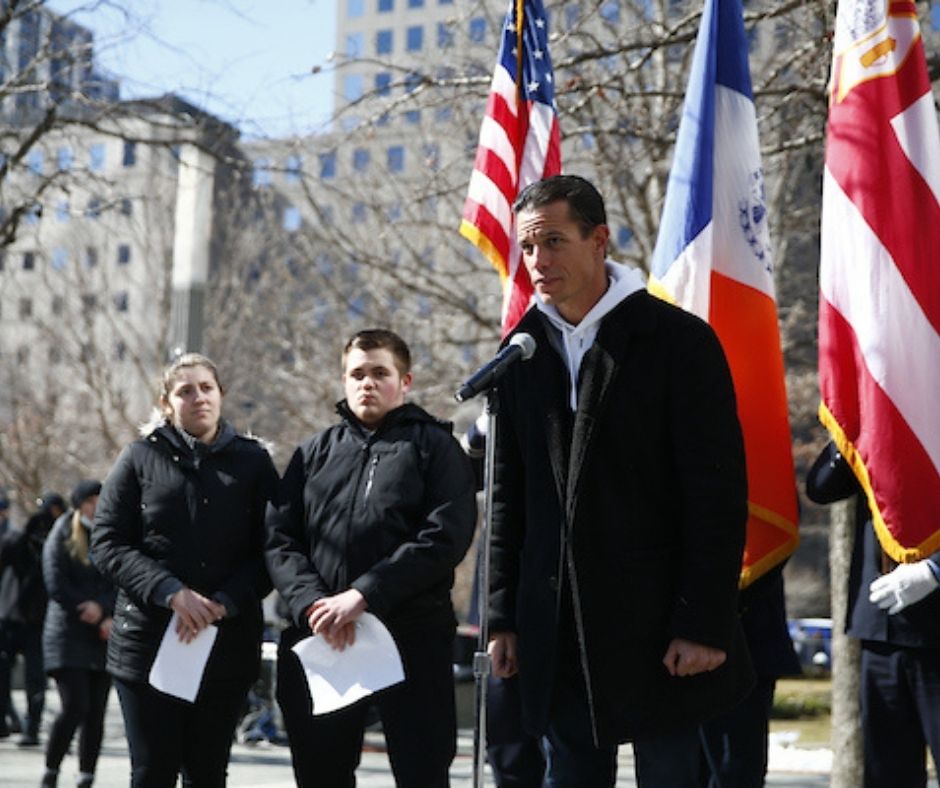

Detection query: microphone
xmin=454 ymin=333 xmax=536 ymax=402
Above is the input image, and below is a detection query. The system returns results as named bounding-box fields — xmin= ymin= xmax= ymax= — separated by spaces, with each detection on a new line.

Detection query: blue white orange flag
xmin=459 ymin=0 xmax=561 ymax=337
xmin=819 ymin=0 xmax=940 ymax=561
xmin=650 ymin=0 xmax=798 ymax=586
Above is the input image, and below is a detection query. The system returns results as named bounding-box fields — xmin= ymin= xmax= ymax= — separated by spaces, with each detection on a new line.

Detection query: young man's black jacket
xmin=90 ymin=422 xmax=277 ymax=685
xmin=265 ymin=401 xmax=477 ymax=638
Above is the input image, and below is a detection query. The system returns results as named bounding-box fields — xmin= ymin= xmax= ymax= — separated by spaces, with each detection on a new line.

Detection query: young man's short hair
xmin=342 ymin=329 xmax=412 ymax=375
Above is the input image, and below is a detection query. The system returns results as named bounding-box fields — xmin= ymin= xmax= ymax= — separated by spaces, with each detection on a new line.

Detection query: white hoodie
xmin=536 ymin=259 xmax=646 ymax=411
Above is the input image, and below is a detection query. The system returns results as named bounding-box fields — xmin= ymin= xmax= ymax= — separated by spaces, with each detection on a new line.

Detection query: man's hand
xmin=171 ymin=588 xmax=225 ymax=643
xmin=77 ymin=600 xmax=103 ymax=625
xmin=662 ymin=638 xmax=726 ymax=677
xmin=307 ymin=589 xmax=367 ymax=651
xmin=869 ymin=561 xmax=939 ymax=615
xmin=488 ymin=632 xmax=518 ymax=678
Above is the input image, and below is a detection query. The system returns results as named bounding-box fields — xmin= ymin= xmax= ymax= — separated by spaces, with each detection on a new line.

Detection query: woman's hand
xmin=99 ymin=617 xmax=113 ymax=640
xmin=170 ymin=588 xmax=226 ymax=643
xmin=77 ymin=600 xmax=104 ymax=625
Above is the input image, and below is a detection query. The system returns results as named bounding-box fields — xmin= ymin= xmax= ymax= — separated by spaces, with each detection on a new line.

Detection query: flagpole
xmin=472 ymin=387 xmax=498 ymax=788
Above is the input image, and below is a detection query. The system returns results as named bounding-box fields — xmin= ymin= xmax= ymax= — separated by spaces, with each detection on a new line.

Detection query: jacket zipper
xmin=364 ymin=455 xmax=379 ymax=501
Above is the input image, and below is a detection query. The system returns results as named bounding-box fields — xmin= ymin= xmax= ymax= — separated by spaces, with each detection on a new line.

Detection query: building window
xmin=56 ymin=146 xmax=72 ymax=171
xmin=114 ymin=291 xmax=129 ymax=312
xmin=378 ymin=0 xmax=393 ymax=11
xmin=346 ymin=32 xmax=364 ymax=58
xmin=51 ymin=247 xmax=68 ymax=270
xmin=282 ymin=205 xmax=301 ymax=232
xmin=351 ymin=202 xmax=367 ymax=223
xmin=285 ymin=154 xmax=302 ymax=183
xmin=423 ymin=142 xmax=440 ymax=170
xmin=252 ymin=158 xmax=272 ymax=187
xmin=89 ymin=142 xmax=105 ymax=171
xmin=86 ymin=197 xmax=101 ymax=219
xmin=24 ymin=203 xmax=41 ymax=224
xmin=51 ymin=296 xmax=64 ymax=315
xmin=81 ymin=294 xmax=97 ymax=311
xmin=120 ymin=198 xmax=133 ymax=216
xmin=600 ymin=0 xmax=620 ymax=22
xmin=408 ymin=0 xmax=424 ymax=7
xmin=468 ymin=17 xmax=486 ymax=42
xmin=352 ymin=148 xmax=370 ymax=172
xmin=16 ymin=346 xmax=29 ymax=365
xmin=617 ymin=226 xmax=634 ymax=247
xmin=406 ymin=25 xmax=423 ymax=51
xmin=26 ymin=149 xmax=43 ymax=175
xmin=122 ymin=141 xmax=136 ymax=167
xmin=117 ymin=244 xmax=131 ymax=265
xmin=85 ymin=247 xmax=98 ymax=268
xmin=22 ymin=252 xmax=35 ymax=270
xmin=49 ymin=345 xmax=62 ymax=364
xmin=376 ymin=29 xmax=393 ymax=55
xmin=387 ymin=145 xmax=405 ymax=172
xmin=320 ymin=152 xmax=336 ymax=179
xmin=19 ymin=298 xmax=32 ymax=318
xmin=438 ymin=22 xmax=454 ymax=48
xmin=348 ymin=0 xmax=365 ymax=16
xmin=115 ymin=340 xmax=127 ymax=361
xmin=343 ymin=74 xmax=364 ymax=102
xmin=438 ymin=0 xmax=453 ymax=5
xmin=375 ymin=72 xmax=392 ymax=96
xmin=56 ymin=201 xmax=70 ymax=222
xmin=564 ymin=3 xmax=581 ymax=27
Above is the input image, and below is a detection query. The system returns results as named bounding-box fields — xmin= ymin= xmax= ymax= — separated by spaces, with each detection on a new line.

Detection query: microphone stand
xmin=472 ymin=387 xmax=498 ymax=788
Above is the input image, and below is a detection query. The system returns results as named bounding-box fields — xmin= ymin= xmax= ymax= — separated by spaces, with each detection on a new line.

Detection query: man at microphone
xmin=487 ymin=175 xmax=754 ymax=786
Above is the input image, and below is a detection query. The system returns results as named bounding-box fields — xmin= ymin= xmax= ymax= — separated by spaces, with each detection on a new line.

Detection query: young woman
xmin=41 ymin=480 xmax=113 ymax=788
xmin=90 ymin=353 xmax=277 ymax=787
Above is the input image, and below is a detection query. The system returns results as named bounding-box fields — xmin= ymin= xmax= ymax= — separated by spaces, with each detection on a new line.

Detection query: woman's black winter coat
xmin=91 ymin=423 xmax=278 ymax=686
xmin=42 ymin=512 xmax=116 ymax=673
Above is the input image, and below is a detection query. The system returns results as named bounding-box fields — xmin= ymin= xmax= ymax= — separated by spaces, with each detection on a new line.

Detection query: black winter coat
xmin=0 ymin=517 xmax=50 ymax=625
xmin=490 ymin=293 xmax=754 ymax=746
xmin=91 ymin=422 xmax=277 ymax=685
xmin=42 ymin=513 xmax=116 ymax=673
xmin=265 ymin=402 xmax=476 ymax=637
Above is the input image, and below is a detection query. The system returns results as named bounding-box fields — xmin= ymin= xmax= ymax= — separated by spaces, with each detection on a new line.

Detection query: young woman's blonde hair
xmin=66 ymin=510 xmax=90 ymax=565
xmin=158 ymin=352 xmax=225 ymax=420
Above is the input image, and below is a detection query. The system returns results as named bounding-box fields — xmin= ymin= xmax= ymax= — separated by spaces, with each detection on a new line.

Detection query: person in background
xmin=0 ymin=492 xmax=21 ymax=739
xmin=487 ymin=175 xmax=753 ymax=786
xmin=91 ymin=353 xmax=277 ymax=787
xmin=41 ymin=479 xmax=115 ymax=788
xmin=807 ymin=442 xmax=940 ymax=788
xmin=266 ymin=328 xmax=476 ymax=787
xmin=698 ymin=561 xmax=802 ymax=787
xmin=0 ymin=491 xmax=65 ymax=747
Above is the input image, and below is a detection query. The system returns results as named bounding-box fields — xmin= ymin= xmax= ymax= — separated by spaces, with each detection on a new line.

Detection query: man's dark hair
xmin=512 ymin=175 xmax=607 ymax=236
xmin=342 ymin=328 xmax=412 ymax=374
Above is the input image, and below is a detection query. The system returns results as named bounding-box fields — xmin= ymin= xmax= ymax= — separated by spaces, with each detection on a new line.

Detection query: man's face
xmin=343 ymin=347 xmax=412 ymax=428
xmin=517 ymin=200 xmax=610 ymax=324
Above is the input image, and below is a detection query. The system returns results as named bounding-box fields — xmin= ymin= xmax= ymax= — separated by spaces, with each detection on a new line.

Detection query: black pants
xmin=0 ymin=621 xmax=45 ymax=736
xmin=45 ymin=668 xmax=112 ymax=773
xmin=115 ymin=677 xmax=252 ymax=788
xmin=277 ymin=626 xmax=457 ymax=787
xmin=861 ymin=641 xmax=940 ymax=788
xmin=486 ymin=674 xmax=545 ymax=787
xmin=698 ymin=676 xmax=776 ymax=788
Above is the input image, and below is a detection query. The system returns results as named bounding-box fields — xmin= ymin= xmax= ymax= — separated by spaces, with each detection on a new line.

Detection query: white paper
xmin=148 ymin=612 xmax=218 ymax=702
xmin=291 ymin=612 xmax=404 ymax=715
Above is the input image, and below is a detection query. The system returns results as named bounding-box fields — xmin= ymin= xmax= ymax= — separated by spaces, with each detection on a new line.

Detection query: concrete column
xmin=169 ymin=142 xmax=215 ymax=356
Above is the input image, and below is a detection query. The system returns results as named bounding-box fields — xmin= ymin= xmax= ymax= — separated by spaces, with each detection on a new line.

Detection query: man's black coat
xmin=490 ymin=291 xmax=754 ymax=747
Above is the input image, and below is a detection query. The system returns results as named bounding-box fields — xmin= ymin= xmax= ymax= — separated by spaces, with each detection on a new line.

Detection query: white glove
xmin=869 ymin=561 xmax=939 ymax=615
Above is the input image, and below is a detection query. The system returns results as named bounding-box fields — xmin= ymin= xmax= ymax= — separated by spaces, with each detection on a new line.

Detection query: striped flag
xmin=459 ymin=0 xmax=561 ymax=337
xmin=819 ymin=0 xmax=940 ymax=561
xmin=649 ymin=0 xmax=798 ymax=586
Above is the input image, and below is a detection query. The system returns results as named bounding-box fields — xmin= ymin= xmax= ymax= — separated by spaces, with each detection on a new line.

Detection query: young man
xmin=266 ymin=329 xmax=476 ymax=787
xmin=487 ymin=175 xmax=754 ymax=786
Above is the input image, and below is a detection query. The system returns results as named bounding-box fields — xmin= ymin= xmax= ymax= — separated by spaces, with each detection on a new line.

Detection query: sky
xmin=47 ymin=0 xmax=338 ymax=139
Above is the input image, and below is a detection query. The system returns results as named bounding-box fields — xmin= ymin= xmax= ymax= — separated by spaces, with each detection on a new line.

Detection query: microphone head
xmin=509 ymin=332 xmax=536 ymax=360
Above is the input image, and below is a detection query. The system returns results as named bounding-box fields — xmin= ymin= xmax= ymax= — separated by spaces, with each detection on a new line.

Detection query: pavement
xmin=0 ymin=685 xmax=845 ymax=787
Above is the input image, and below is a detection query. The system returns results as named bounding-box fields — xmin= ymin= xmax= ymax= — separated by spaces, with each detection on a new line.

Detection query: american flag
xmin=459 ymin=0 xmax=561 ymax=337
xmin=819 ymin=0 xmax=940 ymax=560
